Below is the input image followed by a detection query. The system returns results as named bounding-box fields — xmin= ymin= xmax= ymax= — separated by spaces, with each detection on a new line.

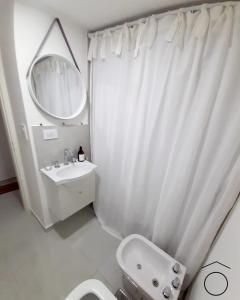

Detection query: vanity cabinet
xmin=41 ymin=161 xmax=97 ymax=221
xmin=51 ymin=172 xmax=95 ymax=220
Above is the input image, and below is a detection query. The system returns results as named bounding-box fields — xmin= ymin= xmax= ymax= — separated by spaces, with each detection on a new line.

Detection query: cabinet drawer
xmin=58 ymin=175 xmax=93 ymax=220
xmin=64 ymin=177 xmax=90 ymax=195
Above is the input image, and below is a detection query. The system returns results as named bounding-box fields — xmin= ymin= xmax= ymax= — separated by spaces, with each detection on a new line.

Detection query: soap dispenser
xmin=78 ymin=146 xmax=85 ymax=162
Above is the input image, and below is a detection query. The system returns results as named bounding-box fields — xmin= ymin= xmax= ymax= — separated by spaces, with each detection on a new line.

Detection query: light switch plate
xmin=20 ymin=123 xmax=29 ymax=141
xmin=42 ymin=128 xmax=59 ymax=140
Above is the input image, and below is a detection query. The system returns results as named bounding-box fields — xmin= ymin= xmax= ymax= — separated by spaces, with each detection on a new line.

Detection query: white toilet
xmin=65 ymin=279 xmax=117 ymax=300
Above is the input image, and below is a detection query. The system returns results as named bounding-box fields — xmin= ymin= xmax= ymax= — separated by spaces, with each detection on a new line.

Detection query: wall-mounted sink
xmin=41 ymin=160 xmax=97 ymax=185
xmin=41 ymin=160 xmax=97 ymax=221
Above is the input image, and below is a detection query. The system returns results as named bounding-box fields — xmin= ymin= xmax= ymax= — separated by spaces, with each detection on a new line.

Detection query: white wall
xmin=0 ymin=109 xmax=15 ymax=181
xmin=0 ymin=0 xmax=37 ymax=212
xmin=186 ymin=198 xmax=240 ymax=299
xmin=14 ymin=2 xmax=89 ymax=227
xmin=14 ymin=2 xmax=88 ymax=127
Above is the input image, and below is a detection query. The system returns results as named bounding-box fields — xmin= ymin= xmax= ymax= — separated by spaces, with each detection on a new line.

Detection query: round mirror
xmin=28 ymin=54 xmax=86 ymax=120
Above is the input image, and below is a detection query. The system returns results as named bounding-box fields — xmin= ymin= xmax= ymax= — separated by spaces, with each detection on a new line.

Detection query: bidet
xmin=117 ymin=234 xmax=186 ymax=300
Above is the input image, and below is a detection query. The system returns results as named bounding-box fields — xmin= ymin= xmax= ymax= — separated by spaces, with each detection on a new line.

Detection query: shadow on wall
xmin=0 ymin=0 xmax=39 ymax=213
xmin=0 ymin=109 xmax=15 ymax=182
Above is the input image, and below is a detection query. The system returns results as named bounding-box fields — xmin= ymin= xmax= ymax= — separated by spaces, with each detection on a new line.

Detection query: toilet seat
xmin=65 ymin=279 xmax=117 ymax=300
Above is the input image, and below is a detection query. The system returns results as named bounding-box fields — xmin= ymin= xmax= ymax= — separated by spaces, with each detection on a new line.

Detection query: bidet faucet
xmin=162 ymin=287 xmax=171 ymax=299
xmin=172 ymin=263 xmax=181 ymax=274
xmin=64 ymin=148 xmax=74 ymax=165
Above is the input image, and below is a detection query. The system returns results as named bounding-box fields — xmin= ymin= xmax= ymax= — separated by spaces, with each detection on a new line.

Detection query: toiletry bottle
xmin=78 ymin=146 xmax=85 ymax=162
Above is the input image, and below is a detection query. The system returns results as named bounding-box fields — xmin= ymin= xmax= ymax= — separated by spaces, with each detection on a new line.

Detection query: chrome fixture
xmin=172 ymin=263 xmax=180 ymax=274
xmin=53 ymin=161 xmax=60 ymax=168
xmin=172 ymin=277 xmax=180 ymax=289
xmin=162 ymin=287 xmax=171 ymax=299
xmin=136 ymin=263 xmax=142 ymax=270
xmin=64 ymin=148 xmax=74 ymax=165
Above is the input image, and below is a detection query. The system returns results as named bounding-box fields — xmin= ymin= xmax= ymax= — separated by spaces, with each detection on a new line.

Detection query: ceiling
xmin=18 ymin=0 xmax=216 ymax=31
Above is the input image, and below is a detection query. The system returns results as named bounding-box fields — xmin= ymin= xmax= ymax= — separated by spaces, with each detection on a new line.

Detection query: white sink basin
xmin=117 ymin=234 xmax=186 ymax=300
xmin=41 ymin=160 xmax=97 ymax=185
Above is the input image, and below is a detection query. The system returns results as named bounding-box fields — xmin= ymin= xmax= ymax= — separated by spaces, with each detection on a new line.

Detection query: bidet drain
xmin=136 ymin=263 xmax=142 ymax=270
xmin=152 ymin=279 xmax=159 ymax=287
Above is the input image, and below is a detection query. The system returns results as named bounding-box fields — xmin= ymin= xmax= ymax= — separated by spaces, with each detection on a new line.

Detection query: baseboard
xmin=31 ymin=209 xmax=54 ymax=231
xmin=0 ymin=177 xmax=17 ymax=186
xmin=0 ymin=177 xmax=19 ymax=195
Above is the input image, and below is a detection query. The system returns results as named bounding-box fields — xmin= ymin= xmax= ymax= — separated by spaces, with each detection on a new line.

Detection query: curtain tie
xmin=192 ymin=5 xmax=210 ymax=38
xmin=133 ymin=22 xmax=146 ymax=58
xmin=114 ymin=28 xmax=124 ymax=56
xmin=100 ymin=30 xmax=111 ymax=60
xmin=88 ymin=33 xmax=98 ymax=61
xmin=143 ymin=15 xmax=157 ymax=49
xmin=165 ymin=11 xmax=185 ymax=48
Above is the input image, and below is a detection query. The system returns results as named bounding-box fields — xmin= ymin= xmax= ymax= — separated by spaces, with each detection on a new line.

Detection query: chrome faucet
xmin=64 ymin=148 xmax=74 ymax=165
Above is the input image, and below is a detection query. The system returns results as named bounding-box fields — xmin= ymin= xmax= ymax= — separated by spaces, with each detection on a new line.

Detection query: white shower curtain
xmin=90 ymin=3 xmax=240 ymax=286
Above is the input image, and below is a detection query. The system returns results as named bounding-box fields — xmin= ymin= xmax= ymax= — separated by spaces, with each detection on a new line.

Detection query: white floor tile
xmin=68 ymin=217 xmax=121 ymax=268
xmin=0 ymin=191 xmax=122 ymax=299
xmin=98 ymin=254 xmax=123 ymax=293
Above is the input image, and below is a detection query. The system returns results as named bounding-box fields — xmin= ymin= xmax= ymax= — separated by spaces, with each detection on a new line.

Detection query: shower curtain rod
xmin=88 ymin=1 xmax=238 ymax=38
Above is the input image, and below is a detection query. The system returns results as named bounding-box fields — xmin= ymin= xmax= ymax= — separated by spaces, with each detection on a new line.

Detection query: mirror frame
xmin=27 ymin=54 xmax=87 ymax=120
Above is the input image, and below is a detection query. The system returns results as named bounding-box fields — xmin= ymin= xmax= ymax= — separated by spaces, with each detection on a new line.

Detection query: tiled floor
xmin=0 ymin=191 xmax=122 ymax=300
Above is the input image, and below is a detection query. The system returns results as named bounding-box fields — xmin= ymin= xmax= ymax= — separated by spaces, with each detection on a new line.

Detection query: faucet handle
xmin=172 ymin=263 xmax=181 ymax=274
xmin=72 ymin=157 xmax=78 ymax=163
xmin=52 ymin=161 xmax=60 ymax=168
xmin=172 ymin=277 xmax=180 ymax=289
xmin=162 ymin=287 xmax=171 ymax=299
